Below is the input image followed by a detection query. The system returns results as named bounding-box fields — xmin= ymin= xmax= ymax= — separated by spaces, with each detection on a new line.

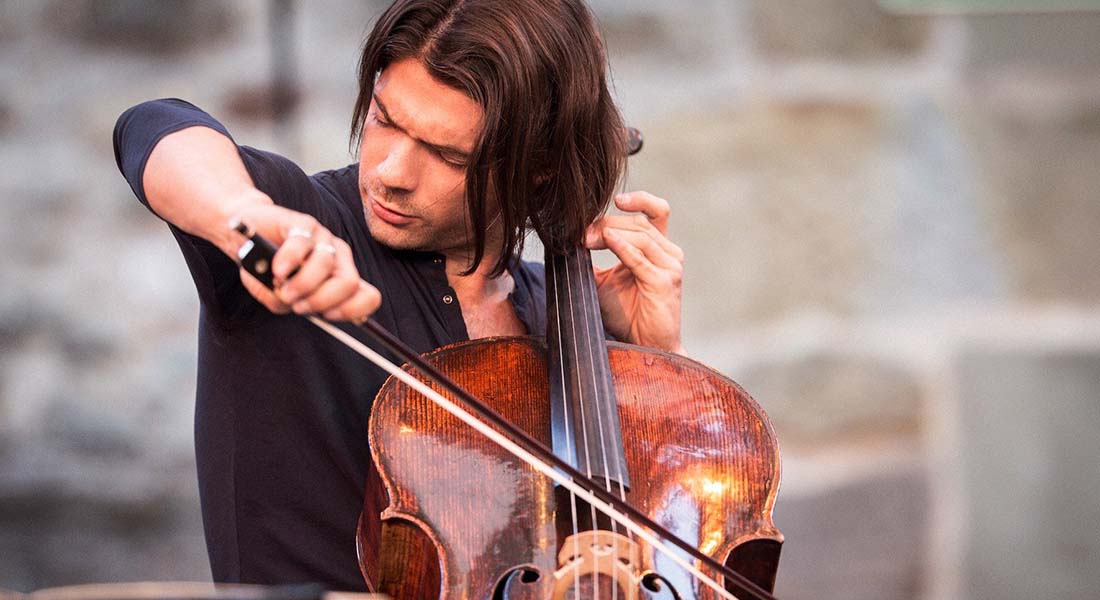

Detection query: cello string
xmin=587 ymin=248 xmax=638 ymax=596
xmin=305 ymin=315 xmax=743 ymax=600
xmin=563 ymin=251 xmax=600 ymax=598
xmin=550 ymin=254 xmax=583 ymax=597
xmin=575 ymin=248 xmax=624 ymax=600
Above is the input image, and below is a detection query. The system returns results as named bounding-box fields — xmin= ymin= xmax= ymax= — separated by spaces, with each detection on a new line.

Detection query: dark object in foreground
xmin=0 ymin=582 xmax=386 ymax=600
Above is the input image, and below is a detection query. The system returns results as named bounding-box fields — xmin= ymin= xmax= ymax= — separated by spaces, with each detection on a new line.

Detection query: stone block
xmin=749 ymin=0 xmax=932 ymax=61
xmin=591 ymin=2 xmax=728 ymax=63
xmin=963 ymin=78 xmax=1100 ymax=304
xmin=0 ymin=2 xmax=25 ymax=44
xmin=0 ymin=486 xmax=208 ymax=590
xmin=46 ymin=0 xmax=236 ymax=55
xmin=628 ymin=98 xmax=887 ymax=333
xmin=774 ymin=467 xmax=928 ymax=600
xmin=953 ymin=347 xmax=1100 ymax=600
xmin=739 ymin=353 xmax=923 ymax=443
xmin=965 ymin=12 xmax=1100 ymax=73
xmin=0 ymin=98 xmax=10 ymax=135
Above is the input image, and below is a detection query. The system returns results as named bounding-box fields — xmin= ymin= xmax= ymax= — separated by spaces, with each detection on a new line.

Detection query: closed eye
xmin=373 ymin=114 xmax=394 ymax=129
xmin=438 ymin=151 xmax=466 ymax=169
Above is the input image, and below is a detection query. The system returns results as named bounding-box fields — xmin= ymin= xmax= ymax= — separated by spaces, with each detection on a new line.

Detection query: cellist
xmin=113 ymin=0 xmax=687 ymax=593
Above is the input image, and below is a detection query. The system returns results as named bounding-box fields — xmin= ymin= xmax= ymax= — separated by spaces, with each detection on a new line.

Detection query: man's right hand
xmin=229 ymin=203 xmax=381 ymax=324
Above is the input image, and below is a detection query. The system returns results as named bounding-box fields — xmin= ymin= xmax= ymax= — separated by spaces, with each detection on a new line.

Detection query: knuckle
xmin=651 ymin=194 xmax=670 ymax=214
xmin=338 ymin=277 xmax=359 ymax=296
xmin=261 ymin=295 xmax=288 ymax=313
xmin=363 ymin=283 xmax=382 ymax=309
xmin=669 ymin=267 xmax=683 ymax=286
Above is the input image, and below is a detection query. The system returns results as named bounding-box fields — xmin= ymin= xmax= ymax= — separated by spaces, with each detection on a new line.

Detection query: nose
xmin=376 ymin=135 xmax=418 ymax=194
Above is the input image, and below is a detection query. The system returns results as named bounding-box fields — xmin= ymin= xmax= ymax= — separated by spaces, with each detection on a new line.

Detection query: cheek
xmin=428 ymin=173 xmax=468 ymax=213
xmin=358 ymin=138 xmax=382 ymax=172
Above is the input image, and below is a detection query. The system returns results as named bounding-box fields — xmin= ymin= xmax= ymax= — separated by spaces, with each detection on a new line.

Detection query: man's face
xmin=358 ymin=58 xmax=484 ymax=257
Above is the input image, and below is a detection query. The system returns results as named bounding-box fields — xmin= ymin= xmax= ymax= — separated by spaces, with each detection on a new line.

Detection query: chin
xmin=365 ymin=215 xmax=428 ymax=251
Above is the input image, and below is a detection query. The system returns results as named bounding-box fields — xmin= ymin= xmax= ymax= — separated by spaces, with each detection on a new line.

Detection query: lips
xmin=368 ymin=195 xmax=415 ymax=226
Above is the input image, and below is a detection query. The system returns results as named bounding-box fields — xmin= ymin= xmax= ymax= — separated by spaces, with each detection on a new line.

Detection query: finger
xmin=279 ymin=233 xmax=339 ymax=304
xmin=602 ymin=229 xmax=667 ymax=287
xmin=271 ymin=218 xmax=319 ymax=280
xmin=322 ymin=280 xmax=383 ymax=323
xmin=587 ymin=216 xmax=684 ymax=263
xmin=614 ymin=191 xmax=671 ymax=235
xmin=292 ymin=275 xmax=358 ymax=315
xmin=608 ymin=228 xmax=683 ymax=272
xmin=290 ymin=238 xmax=358 ymax=312
xmin=239 ymin=267 xmax=291 ymax=314
xmin=295 ymin=240 xmax=379 ymax=321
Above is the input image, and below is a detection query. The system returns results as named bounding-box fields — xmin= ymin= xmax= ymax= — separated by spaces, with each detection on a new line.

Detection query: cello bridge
xmin=551 ymin=530 xmax=643 ymax=600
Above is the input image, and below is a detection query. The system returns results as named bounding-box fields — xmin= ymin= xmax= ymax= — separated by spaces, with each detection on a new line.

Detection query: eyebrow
xmin=373 ymin=93 xmax=471 ymax=160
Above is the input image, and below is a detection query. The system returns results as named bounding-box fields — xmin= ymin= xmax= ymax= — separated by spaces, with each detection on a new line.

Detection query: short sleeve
xmin=113 ymin=99 xmax=339 ymax=325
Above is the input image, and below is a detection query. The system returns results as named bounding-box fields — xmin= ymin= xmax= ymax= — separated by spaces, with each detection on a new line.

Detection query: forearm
xmin=143 ymin=126 xmax=272 ymax=258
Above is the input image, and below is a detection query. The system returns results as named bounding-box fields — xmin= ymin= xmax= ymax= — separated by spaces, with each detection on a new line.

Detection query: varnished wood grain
xmin=360 ymin=337 xmax=782 ymax=599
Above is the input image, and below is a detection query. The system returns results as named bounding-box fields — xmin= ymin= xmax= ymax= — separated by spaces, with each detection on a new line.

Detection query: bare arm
xmin=127 ymin=117 xmax=378 ymax=323
xmin=142 ymin=125 xmax=273 ymax=258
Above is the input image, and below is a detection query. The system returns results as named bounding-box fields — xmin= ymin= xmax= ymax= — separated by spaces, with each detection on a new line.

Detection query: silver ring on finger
xmin=287 ymin=226 xmax=313 ymax=240
xmin=316 ymin=242 xmax=337 ymax=256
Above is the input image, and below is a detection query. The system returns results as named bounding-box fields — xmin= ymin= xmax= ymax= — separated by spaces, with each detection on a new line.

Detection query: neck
xmin=442 ymin=216 xmax=509 ymax=286
xmin=442 ymin=242 xmax=512 ymax=299
xmin=443 ymin=244 xmax=524 ymax=339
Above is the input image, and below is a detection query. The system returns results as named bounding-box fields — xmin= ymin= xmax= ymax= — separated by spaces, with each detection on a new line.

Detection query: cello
xmin=350 ymin=131 xmax=783 ymax=596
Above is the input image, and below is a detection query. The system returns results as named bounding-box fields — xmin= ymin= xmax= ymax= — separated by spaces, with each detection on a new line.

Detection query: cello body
xmin=357 ymin=336 xmax=782 ymax=599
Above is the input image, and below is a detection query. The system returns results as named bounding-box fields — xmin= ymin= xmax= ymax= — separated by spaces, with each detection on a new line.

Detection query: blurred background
xmin=2 ymin=1 xmax=1099 ymax=598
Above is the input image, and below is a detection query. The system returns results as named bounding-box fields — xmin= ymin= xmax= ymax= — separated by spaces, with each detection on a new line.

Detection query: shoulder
xmin=311 ymin=163 xmax=361 ymax=213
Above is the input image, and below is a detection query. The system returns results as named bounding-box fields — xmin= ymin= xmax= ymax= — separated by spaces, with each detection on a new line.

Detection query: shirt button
xmin=442 ymin=294 xmax=454 ymax=305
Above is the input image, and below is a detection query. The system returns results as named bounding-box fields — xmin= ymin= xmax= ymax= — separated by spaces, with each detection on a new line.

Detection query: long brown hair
xmin=351 ymin=0 xmax=627 ymax=275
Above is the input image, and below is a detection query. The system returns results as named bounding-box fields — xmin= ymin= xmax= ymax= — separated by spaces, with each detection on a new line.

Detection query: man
xmin=114 ymin=0 xmax=684 ymax=592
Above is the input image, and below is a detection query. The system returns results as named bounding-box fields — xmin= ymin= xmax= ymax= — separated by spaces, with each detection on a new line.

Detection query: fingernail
xmin=279 ymin=286 xmax=298 ymax=304
xmin=292 ymin=300 xmax=309 ymax=314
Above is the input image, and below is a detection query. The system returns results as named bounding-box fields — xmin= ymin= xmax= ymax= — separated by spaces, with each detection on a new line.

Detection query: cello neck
xmin=545 ymin=245 xmax=631 ymax=491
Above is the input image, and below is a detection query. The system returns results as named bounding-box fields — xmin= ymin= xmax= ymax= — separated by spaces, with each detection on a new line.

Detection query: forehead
xmin=374 ymin=58 xmax=482 ymax=152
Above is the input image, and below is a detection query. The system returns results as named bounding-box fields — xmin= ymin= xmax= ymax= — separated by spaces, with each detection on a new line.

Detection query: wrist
xmin=211 ymin=189 xmax=274 ymax=257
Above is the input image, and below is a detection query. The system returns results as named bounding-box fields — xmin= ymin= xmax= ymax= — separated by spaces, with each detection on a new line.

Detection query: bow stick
xmin=231 ymin=220 xmax=778 ymax=600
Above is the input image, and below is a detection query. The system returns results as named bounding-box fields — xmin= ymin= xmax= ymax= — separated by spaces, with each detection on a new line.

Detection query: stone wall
xmin=2 ymin=1 xmax=1098 ymax=598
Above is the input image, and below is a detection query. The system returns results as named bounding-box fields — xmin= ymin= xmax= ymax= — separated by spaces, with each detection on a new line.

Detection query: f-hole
xmin=493 ymin=566 xmax=542 ymax=599
xmin=641 ymin=571 xmax=683 ymax=600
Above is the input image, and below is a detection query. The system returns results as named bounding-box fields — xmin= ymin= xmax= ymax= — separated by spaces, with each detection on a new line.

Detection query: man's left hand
xmin=585 ymin=191 xmax=686 ymax=355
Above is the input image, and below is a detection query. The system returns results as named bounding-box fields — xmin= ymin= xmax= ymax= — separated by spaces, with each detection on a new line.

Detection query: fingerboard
xmin=545 ymin=246 xmax=631 ymax=491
